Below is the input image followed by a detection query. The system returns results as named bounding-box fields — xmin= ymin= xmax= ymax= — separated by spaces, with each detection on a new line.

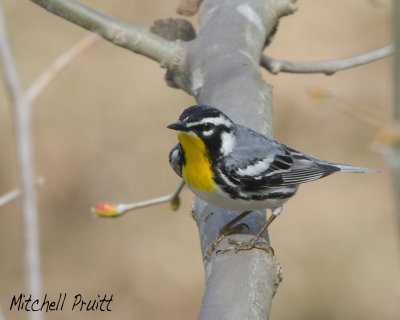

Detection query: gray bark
xmin=172 ymin=1 xmax=294 ymax=318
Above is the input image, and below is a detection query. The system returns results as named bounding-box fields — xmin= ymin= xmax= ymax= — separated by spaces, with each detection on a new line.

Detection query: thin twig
xmin=261 ymin=44 xmax=394 ymax=75
xmin=0 ymin=177 xmax=45 ymax=209
xmin=92 ymin=180 xmax=186 ymax=217
xmin=0 ymin=2 xmax=42 ymax=320
xmin=26 ymin=33 xmax=100 ymax=104
xmin=30 ymin=0 xmax=183 ymax=70
xmin=307 ymin=87 xmax=399 ymax=132
xmin=117 ymin=180 xmax=185 ymax=214
xmin=307 ymin=87 xmax=400 ymax=152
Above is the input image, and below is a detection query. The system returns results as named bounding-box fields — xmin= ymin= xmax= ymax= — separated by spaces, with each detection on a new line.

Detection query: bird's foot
xmin=205 ymin=223 xmax=249 ymax=261
xmin=216 ymin=237 xmax=274 ymax=256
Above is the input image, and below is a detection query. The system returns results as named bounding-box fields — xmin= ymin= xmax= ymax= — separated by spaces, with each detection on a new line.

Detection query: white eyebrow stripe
xmin=186 ymin=116 xmax=232 ymax=127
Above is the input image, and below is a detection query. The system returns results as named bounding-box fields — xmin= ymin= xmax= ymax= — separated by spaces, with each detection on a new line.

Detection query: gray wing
xmin=220 ymin=127 xmax=339 ymax=188
xmin=169 ymin=143 xmax=183 ymax=177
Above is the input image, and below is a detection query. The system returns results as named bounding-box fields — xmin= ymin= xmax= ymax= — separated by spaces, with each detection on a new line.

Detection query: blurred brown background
xmin=0 ymin=0 xmax=399 ymax=319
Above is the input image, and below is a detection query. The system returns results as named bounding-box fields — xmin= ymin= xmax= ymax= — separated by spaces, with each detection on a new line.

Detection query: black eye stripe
xmin=191 ymin=123 xmax=215 ymax=132
xmin=203 ymin=123 xmax=215 ymax=131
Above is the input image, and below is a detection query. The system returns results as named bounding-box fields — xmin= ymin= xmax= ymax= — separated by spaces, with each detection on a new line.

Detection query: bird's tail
xmin=333 ymin=163 xmax=378 ymax=173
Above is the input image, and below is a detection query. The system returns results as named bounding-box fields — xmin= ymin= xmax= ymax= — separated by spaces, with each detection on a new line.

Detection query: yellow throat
xmin=177 ymin=132 xmax=215 ymax=192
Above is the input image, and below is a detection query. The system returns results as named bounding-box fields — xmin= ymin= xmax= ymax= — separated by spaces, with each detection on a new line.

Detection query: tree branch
xmin=0 ymin=2 xmax=42 ymax=319
xmin=177 ymin=1 xmax=296 ymax=318
xmin=391 ymin=1 xmax=400 ymax=236
xmin=30 ymin=0 xmax=184 ymax=70
xmin=26 ymin=32 xmax=100 ymax=104
xmin=91 ymin=180 xmax=186 ymax=217
xmin=261 ymin=44 xmax=394 ymax=75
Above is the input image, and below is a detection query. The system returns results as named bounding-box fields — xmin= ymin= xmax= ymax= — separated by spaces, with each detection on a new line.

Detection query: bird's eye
xmin=202 ymin=123 xmax=215 ymax=132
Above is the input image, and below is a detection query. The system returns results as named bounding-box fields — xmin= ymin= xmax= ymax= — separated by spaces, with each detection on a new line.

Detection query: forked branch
xmin=0 ymin=177 xmax=45 ymax=209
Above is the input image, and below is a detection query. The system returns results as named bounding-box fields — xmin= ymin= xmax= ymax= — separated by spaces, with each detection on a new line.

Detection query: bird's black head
xmin=167 ymin=104 xmax=236 ymax=158
xmin=178 ymin=104 xmax=225 ymax=122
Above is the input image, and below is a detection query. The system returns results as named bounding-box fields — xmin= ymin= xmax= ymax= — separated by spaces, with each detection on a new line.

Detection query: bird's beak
xmin=167 ymin=120 xmax=188 ymax=131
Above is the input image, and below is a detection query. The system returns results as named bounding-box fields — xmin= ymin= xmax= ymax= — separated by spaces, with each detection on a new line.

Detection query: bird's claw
xmin=205 ymin=223 xmax=249 ymax=261
xmin=216 ymin=238 xmax=274 ymax=255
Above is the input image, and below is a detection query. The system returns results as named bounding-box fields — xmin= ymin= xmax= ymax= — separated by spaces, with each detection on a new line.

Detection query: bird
xmin=167 ymin=104 xmax=376 ymax=253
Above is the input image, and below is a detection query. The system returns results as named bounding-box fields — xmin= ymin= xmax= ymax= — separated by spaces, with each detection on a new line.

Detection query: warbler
xmin=167 ymin=104 xmax=376 ymax=247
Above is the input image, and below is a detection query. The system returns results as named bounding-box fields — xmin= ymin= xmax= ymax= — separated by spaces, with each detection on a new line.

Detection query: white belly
xmin=187 ymin=183 xmax=294 ymax=211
